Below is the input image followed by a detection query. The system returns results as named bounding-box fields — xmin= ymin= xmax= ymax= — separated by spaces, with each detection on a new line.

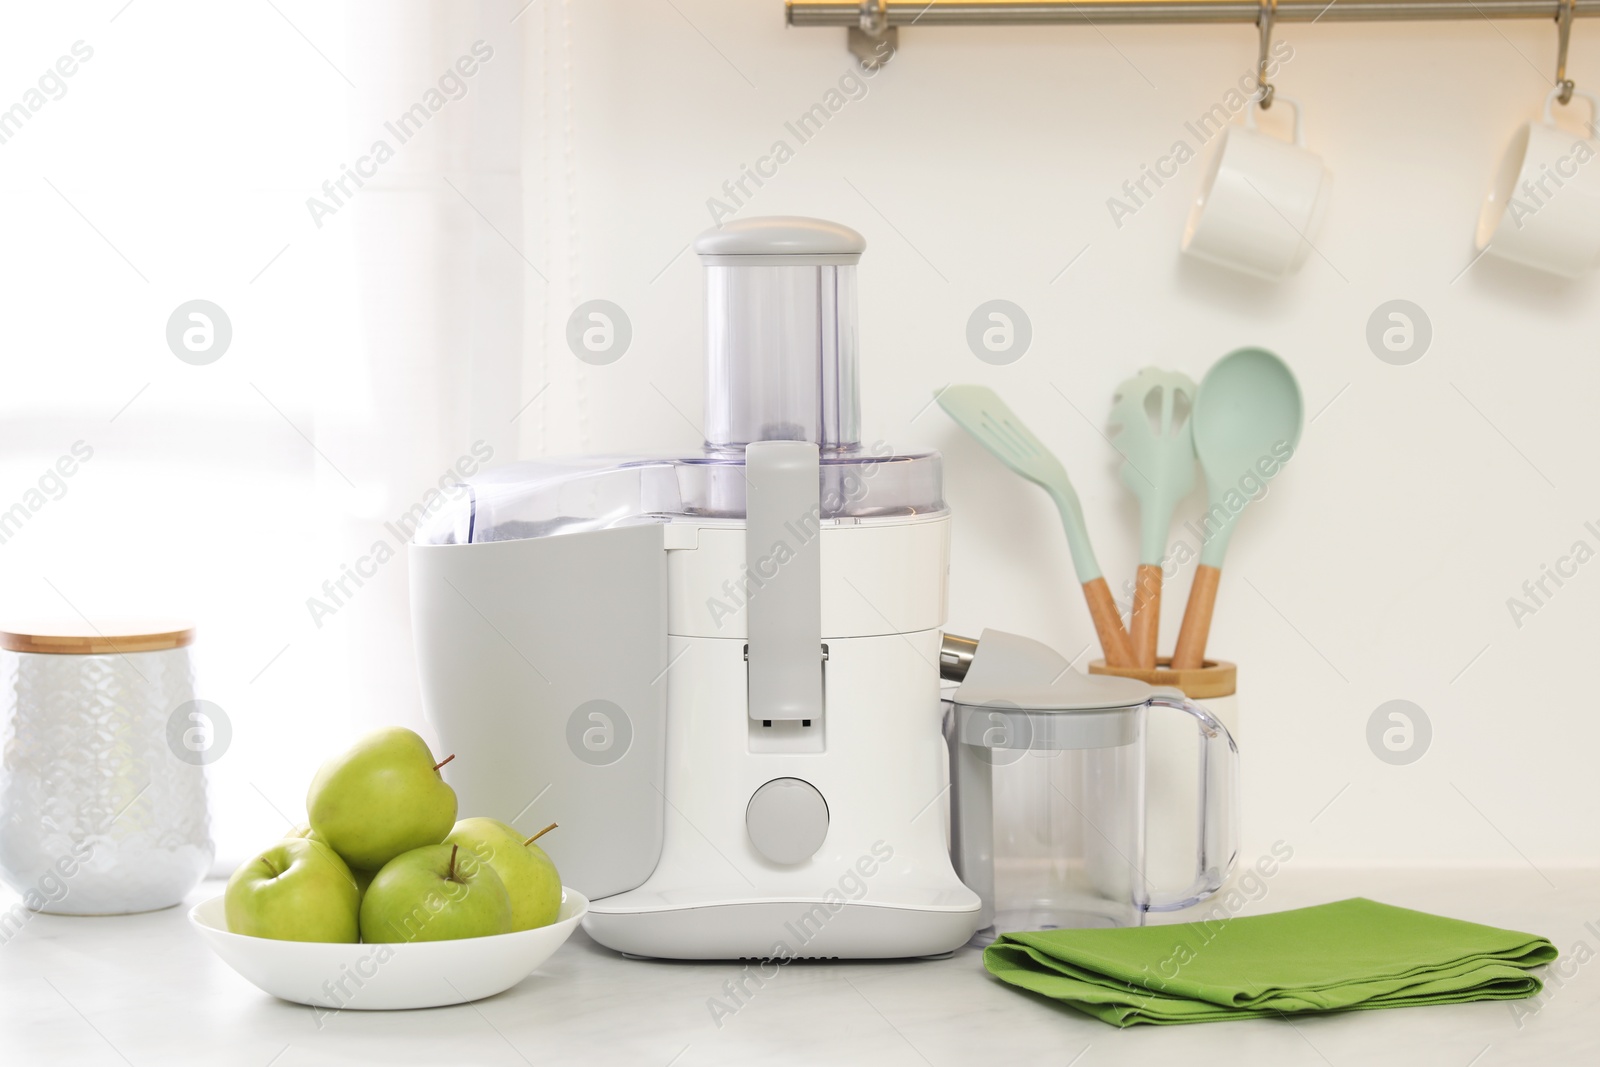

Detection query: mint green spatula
xmin=937 ymin=385 xmax=1136 ymax=668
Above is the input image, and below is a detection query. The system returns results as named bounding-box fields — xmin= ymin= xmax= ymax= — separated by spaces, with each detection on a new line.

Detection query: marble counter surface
xmin=2 ymin=867 xmax=1595 ymax=1066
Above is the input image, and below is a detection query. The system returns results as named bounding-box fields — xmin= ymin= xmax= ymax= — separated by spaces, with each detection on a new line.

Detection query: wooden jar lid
xmin=0 ymin=619 xmax=195 ymax=655
xmin=1087 ymin=658 xmax=1236 ymax=700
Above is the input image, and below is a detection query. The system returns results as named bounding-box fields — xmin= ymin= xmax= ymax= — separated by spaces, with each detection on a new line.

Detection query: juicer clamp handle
xmin=744 ymin=440 xmax=825 ymax=723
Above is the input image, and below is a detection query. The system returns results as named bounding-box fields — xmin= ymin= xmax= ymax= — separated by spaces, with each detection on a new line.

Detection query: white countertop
xmin=2 ymin=868 xmax=1595 ymax=1066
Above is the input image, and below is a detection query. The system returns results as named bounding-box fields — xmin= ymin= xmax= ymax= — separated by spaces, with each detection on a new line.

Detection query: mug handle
xmin=1543 ymin=86 xmax=1600 ymax=133
xmin=1142 ymin=694 xmax=1241 ymax=913
xmin=1246 ymin=93 xmax=1306 ymax=148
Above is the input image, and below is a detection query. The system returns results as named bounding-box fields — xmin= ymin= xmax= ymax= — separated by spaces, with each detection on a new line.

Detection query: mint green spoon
xmin=937 ymin=385 xmax=1136 ymax=668
xmin=1171 ymin=348 xmax=1303 ymax=669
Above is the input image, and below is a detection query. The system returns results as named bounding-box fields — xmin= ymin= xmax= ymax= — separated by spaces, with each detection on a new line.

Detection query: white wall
xmin=523 ymin=3 xmax=1600 ymax=869
xmin=5 ymin=2 xmax=1588 ymax=878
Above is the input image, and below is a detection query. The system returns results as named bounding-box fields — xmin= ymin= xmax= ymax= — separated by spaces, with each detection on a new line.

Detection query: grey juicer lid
xmin=694 ymin=216 xmax=866 ymax=265
xmin=951 ymin=629 xmax=1169 ymax=712
xmin=951 ymin=630 xmax=1179 ymax=751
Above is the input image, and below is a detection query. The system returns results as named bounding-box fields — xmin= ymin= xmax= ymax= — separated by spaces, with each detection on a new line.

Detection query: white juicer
xmin=410 ymin=217 xmax=981 ymax=959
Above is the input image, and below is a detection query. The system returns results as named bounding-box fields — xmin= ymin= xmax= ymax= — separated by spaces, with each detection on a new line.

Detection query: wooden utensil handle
xmin=1083 ymin=577 xmax=1137 ymax=669
xmin=1171 ymin=564 xmax=1221 ymax=670
xmin=1130 ymin=563 xmax=1162 ymax=670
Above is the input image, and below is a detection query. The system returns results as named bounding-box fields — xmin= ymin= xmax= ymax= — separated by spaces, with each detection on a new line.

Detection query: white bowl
xmin=189 ymin=888 xmax=588 ymax=1010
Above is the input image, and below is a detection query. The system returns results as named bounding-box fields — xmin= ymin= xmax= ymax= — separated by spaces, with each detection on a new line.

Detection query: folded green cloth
xmin=984 ymin=898 xmax=1556 ymax=1027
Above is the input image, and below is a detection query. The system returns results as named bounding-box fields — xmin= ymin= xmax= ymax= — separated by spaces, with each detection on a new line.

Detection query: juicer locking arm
xmin=744 ymin=441 xmax=826 ymax=723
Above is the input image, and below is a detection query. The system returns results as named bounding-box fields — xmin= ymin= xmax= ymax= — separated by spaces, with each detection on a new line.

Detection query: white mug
xmin=1181 ymin=96 xmax=1333 ymax=281
xmin=1476 ymin=88 xmax=1600 ymax=279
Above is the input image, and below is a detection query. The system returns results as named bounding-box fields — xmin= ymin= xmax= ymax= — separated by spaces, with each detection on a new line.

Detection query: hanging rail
xmin=786 ymin=0 xmax=1600 ymax=26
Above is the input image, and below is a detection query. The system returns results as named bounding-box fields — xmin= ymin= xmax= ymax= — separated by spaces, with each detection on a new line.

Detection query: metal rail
xmin=792 ymin=1 xmax=1593 ymax=77
xmin=787 ymin=0 xmax=1600 ymax=26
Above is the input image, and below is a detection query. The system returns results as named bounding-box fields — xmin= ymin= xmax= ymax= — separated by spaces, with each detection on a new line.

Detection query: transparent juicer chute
xmin=413 ymin=217 xmax=946 ymax=546
xmin=703 ymin=260 xmax=861 ymax=454
xmin=691 ymin=216 xmax=940 ymax=519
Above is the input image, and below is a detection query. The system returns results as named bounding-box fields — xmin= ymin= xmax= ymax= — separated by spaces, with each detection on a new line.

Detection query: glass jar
xmin=0 ymin=621 xmax=213 ymax=915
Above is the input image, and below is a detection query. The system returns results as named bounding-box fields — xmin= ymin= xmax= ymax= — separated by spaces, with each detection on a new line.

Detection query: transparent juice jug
xmin=946 ymin=630 xmax=1239 ymax=939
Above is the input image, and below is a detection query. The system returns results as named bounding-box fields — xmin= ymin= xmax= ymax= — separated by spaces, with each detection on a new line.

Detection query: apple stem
xmin=434 ymin=753 xmax=456 ymax=772
xmin=448 ymin=843 xmax=459 ymax=881
xmin=525 ymin=822 xmax=558 ymax=846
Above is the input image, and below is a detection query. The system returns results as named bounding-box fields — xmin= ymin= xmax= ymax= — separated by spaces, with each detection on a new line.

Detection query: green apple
xmin=286 ymin=824 xmax=376 ymax=899
xmin=360 ymin=843 xmax=512 ymax=943
xmin=225 ymin=838 xmax=360 ymax=943
xmin=307 ymin=727 xmax=457 ymax=871
xmin=445 ymin=819 xmax=563 ymax=931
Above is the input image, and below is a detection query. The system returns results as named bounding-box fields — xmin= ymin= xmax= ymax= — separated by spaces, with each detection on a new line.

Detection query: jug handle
xmin=1142 ymin=694 xmax=1241 ymax=913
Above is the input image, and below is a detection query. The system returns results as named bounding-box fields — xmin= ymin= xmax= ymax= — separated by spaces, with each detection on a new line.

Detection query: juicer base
xmin=583 ymin=897 xmax=981 ymax=961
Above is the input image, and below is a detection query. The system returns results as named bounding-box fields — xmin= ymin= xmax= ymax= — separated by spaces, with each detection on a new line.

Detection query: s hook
xmin=1556 ymin=0 xmax=1577 ymax=106
xmin=1257 ymin=0 xmax=1278 ymax=109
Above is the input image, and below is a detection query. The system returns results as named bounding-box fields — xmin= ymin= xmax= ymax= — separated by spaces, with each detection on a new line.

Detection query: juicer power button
xmin=745 ymin=778 xmax=829 ymax=865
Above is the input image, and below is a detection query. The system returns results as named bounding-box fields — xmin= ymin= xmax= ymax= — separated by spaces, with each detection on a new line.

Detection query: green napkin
xmin=984 ymin=898 xmax=1556 ymax=1027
